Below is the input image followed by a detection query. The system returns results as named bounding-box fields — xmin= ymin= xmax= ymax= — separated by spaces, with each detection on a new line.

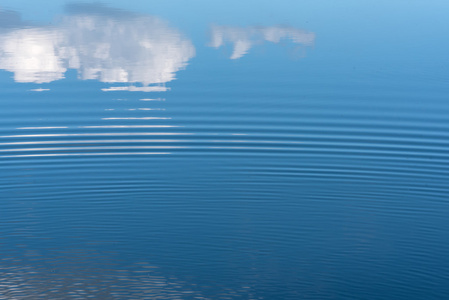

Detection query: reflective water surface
xmin=1 ymin=1 xmax=449 ymax=299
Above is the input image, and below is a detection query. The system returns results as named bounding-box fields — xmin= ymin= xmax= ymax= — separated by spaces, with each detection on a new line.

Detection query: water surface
xmin=1 ymin=1 xmax=449 ymax=299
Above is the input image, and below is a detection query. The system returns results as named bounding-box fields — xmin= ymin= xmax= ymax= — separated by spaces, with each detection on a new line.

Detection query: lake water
xmin=1 ymin=1 xmax=449 ymax=299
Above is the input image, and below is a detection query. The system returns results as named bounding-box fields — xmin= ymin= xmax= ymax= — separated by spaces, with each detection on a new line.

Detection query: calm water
xmin=1 ymin=1 xmax=449 ymax=299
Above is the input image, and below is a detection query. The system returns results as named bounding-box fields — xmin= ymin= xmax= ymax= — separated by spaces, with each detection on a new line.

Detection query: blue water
xmin=1 ymin=1 xmax=449 ymax=299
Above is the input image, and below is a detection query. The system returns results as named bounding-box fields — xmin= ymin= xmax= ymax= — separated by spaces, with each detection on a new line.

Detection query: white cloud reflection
xmin=0 ymin=4 xmax=195 ymax=89
xmin=0 ymin=27 xmax=66 ymax=83
xmin=210 ymin=25 xmax=315 ymax=59
xmin=101 ymin=86 xmax=169 ymax=92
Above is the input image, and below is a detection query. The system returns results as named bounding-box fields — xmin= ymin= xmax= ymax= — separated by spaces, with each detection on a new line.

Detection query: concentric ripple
xmin=2 ymin=2 xmax=449 ymax=298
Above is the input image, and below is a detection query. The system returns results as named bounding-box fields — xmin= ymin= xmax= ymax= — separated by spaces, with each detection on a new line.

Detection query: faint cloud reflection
xmin=0 ymin=4 xmax=195 ymax=90
xmin=209 ymin=25 xmax=315 ymax=59
xmin=0 ymin=258 xmax=207 ymax=299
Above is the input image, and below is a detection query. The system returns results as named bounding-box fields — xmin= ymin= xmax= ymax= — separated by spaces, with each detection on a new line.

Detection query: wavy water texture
xmin=1 ymin=2 xmax=449 ymax=300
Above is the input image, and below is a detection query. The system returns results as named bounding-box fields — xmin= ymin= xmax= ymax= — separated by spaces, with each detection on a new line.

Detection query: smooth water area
xmin=1 ymin=1 xmax=449 ymax=299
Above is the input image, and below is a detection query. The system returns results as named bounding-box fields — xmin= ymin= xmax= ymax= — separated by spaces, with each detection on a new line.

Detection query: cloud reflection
xmin=0 ymin=4 xmax=195 ymax=89
xmin=0 ymin=258 xmax=207 ymax=299
xmin=209 ymin=25 xmax=315 ymax=59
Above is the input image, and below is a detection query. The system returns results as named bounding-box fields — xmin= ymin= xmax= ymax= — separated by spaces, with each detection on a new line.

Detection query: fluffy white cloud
xmin=0 ymin=5 xmax=195 ymax=89
xmin=210 ymin=25 xmax=315 ymax=59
